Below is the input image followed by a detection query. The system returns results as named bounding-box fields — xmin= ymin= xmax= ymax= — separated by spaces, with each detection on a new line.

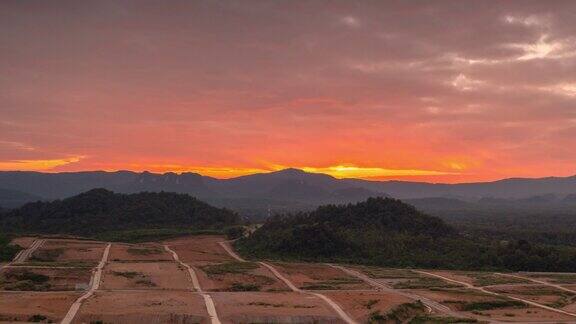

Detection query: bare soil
xmin=196 ymin=261 xmax=288 ymax=292
xmin=323 ymin=291 xmax=412 ymax=322
xmin=101 ymin=262 xmax=192 ymax=290
xmin=486 ymin=284 xmax=575 ymax=307
xmin=74 ymin=291 xmax=209 ymax=324
xmin=0 ymin=292 xmax=80 ymax=323
xmin=272 ymin=262 xmax=373 ymax=291
xmin=211 ymin=291 xmax=342 ymax=323
xmin=31 ymin=240 xmax=106 ymax=264
xmin=10 ymin=237 xmax=37 ymax=249
xmin=0 ymin=267 xmax=92 ymax=291
xmin=109 ymin=243 xmax=173 ymax=262
xmin=412 ymin=287 xmax=576 ymax=322
xmin=163 ymin=235 xmax=233 ymax=265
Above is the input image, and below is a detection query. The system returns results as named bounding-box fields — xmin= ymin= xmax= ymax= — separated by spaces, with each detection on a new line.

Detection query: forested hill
xmin=236 ymin=197 xmax=576 ymax=272
xmin=0 ymin=189 xmax=240 ymax=236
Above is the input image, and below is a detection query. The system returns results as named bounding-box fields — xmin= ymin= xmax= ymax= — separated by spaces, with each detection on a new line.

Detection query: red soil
xmin=74 ymin=291 xmax=209 ymax=323
xmin=101 ymin=262 xmax=193 ymax=291
xmin=0 ymin=292 xmax=80 ymax=322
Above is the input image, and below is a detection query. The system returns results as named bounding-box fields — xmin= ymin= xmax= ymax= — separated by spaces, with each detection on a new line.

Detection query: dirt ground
xmin=428 ymin=270 xmax=532 ymax=287
xmin=323 ymin=291 xmax=412 ymax=322
xmin=0 ymin=292 xmax=80 ymax=323
xmin=73 ymin=291 xmax=209 ymax=324
xmin=163 ymin=235 xmax=233 ymax=265
xmin=109 ymin=243 xmax=173 ymax=262
xmin=486 ymin=284 xmax=575 ymax=306
xmin=195 ymin=261 xmax=288 ymax=292
xmin=272 ymin=262 xmax=373 ymax=291
xmin=101 ymin=262 xmax=192 ymax=290
xmin=31 ymin=240 xmax=106 ymax=264
xmin=351 ymin=265 xmax=425 ymax=287
xmin=211 ymin=291 xmax=343 ymax=323
xmin=0 ymin=267 xmax=92 ymax=291
xmin=411 ymin=287 xmax=576 ymax=322
xmin=10 ymin=236 xmax=37 ymax=249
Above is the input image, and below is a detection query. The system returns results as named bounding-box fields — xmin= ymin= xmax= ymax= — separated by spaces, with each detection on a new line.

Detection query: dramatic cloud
xmin=0 ymin=0 xmax=575 ymax=182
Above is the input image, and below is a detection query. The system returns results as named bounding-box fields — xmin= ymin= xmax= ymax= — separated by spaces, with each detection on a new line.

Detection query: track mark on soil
xmin=497 ymin=272 xmax=576 ymax=294
xmin=417 ymin=270 xmax=576 ymax=319
xmin=61 ymin=243 xmax=111 ymax=324
xmin=164 ymin=245 xmax=221 ymax=324
xmin=12 ymin=238 xmax=45 ymax=264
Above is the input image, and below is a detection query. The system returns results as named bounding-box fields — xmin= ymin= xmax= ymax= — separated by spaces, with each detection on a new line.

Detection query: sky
xmin=1 ymin=0 xmax=575 ymax=183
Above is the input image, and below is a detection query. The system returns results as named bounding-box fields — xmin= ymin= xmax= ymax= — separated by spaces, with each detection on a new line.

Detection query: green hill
xmin=0 ymin=189 xmax=240 ymax=236
xmin=236 ymin=197 xmax=576 ymax=271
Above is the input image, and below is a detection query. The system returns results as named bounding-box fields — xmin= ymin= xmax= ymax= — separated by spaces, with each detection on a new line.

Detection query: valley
xmin=3 ymin=235 xmax=576 ymax=323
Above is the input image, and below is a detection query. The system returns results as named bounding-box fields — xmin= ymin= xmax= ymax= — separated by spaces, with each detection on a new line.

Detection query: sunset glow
xmin=1 ymin=1 xmax=575 ymax=183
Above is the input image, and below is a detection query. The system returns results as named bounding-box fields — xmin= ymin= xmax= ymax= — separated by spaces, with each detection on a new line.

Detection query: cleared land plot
xmin=196 ymin=261 xmax=288 ymax=292
xmin=0 ymin=267 xmax=91 ymax=291
xmin=28 ymin=240 xmax=105 ymax=266
xmin=163 ymin=235 xmax=233 ymax=265
xmin=0 ymin=291 xmax=79 ymax=323
xmin=271 ymin=262 xmax=372 ymax=291
xmin=109 ymin=243 xmax=173 ymax=262
xmin=520 ymin=272 xmax=576 ymax=285
xmin=486 ymin=284 xmax=576 ymax=308
xmin=323 ymin=291 xmax=413 ymax=322
xmin=412 ymin=286 xmax=575 ymax=322
xmin=211 ymin=291 xmax=342 ymax=323
xmin=427 ymin=270 xmax=532 ymax=287
xmin=73 ymin=291 xmax=209 ymax=323
xmin=10 ymin=236 xmax=37 ymax=249
xmin=351 ymin=266 xmax=444 ymax=289
xmin=101 ymin=262 xmax=192 ymax=290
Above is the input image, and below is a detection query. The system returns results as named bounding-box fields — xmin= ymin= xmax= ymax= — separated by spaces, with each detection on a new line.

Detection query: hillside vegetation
xmin=0 ymin=234 xmax=22 ymax=262
xmin=236 ymin=197 xmax=576 ymax=271
xmin=0 ymin=189 xmax=240 ymax=236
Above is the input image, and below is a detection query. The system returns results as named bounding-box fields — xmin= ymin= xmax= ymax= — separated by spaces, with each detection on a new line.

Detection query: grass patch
xmin=394 ymin=277 xmax=462 ymax=289
xmin=13 ymin=261 xmax=95 ymax=268
xmin=29 ymin=248 xmax=64 ymax=262
xmin=112 ymin=271 xmax=141 ymax=279
xmin=248 ymin=302 xmax=285 ymax=307
xmin=0 ymin=270 xmax=51 ymax=291
xmin=94 ymin=228 xmax=223 ymax=243
xmin=126 ymin=247 xmax=163 ymax=256
xmin=409 ymin=315 xmax=478 ymax=323
xmin=201 ymin=261 xmax=259 ymax=275
xmin=229 ymin=282 xmax=260 ymax=291
xmin=472 ymin=274 xmax=529 ymax=286
xmin=359 ymin=267 xmax=420 ymax=279
xmin=460 ymin=300 xmax=526 ymax=311
xmin=369 ymin=301 xmax=426 ymax=323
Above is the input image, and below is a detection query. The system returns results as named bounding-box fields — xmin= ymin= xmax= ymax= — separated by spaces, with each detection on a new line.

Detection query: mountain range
xmin=1 ymin=169 xmax=575 ymax=215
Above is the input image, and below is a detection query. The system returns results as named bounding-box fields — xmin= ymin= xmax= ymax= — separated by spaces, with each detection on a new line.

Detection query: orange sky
xmin=1 ymin=1 xmax=575 ymax=183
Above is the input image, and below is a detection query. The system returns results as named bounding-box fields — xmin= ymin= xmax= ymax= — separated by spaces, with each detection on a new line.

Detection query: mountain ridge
xmin=0 ymin=169 xmax=575 ymax=210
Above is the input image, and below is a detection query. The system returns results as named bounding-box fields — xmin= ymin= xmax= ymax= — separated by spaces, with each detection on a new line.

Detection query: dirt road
xmin=12 ymin=238 xmax=45 ymax=263
xmin=497 ymin=272 xmax=576 ymax=294
xmin=416 ymin=270 xmax=576 ymax=319
xmin=217 ymin=240 xmax=358 ymax=324
xmin=164 ymin=245 xmax=221 ymax=324
xmin=61 ymin=243 xmax=111 ymax=324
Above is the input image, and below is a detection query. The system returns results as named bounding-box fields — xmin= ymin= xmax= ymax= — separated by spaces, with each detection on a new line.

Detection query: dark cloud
xmin=0 ymin=0 xmax=575 ymax=181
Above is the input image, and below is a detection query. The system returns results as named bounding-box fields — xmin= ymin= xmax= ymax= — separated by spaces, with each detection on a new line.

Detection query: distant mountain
xmin=0 ymin=169 xmax=575 ymax=214
xmin=0 ymin=188 xmax=42 ymax=209
xmin=0 ymin=189 xmax=239 ymax=236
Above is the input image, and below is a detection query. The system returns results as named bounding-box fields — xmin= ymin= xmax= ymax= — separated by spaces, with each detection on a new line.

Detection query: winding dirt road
xmin=164 ymin=245 xmax=221 ymax=324
xmin=497 ymin=272 xmax=576 ymax=294
xmin=416 ymin=270 xmax=576 ymax=319
xmin=61 ymin=243 xmax=111 ymax=324
xmin=218 ymin=240 xmax=358 ymax=324
xmin=12 ymin=239 xmax=45 ymax=264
